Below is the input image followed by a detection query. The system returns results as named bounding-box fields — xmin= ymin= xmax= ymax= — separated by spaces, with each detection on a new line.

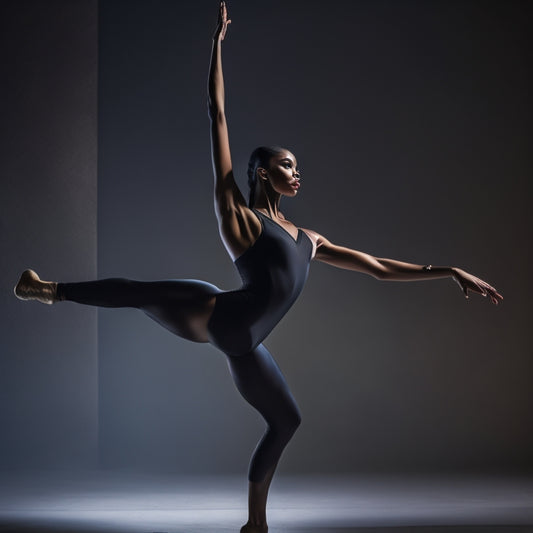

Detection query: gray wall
xmin=0 ymin=0 xmax=98 ymax=468
xmin=97 ymin=0 xmax=532 ymax=475
xmin=1 ymin=0 xmax=530 ymax=476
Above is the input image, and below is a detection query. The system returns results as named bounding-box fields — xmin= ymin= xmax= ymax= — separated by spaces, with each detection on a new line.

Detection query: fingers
xmin=453 ymin=272 xmax=503 ymax=305
xmin=488 ymin=287 xmax=503 ymax=305
xmin=473 ymin=277 xmax=503 ymax=305
xmin=221 ymin=1 xmax=228 ymax=21
xmin=466 ymin=278 xmax=503 ymax=305
xmin=486 ymin=284 xmax=503 ymax=300
xmin=218 ymin=1 xmax=231 ymax=40
xmin=213 ymin=1 xmax=231 ymax=41
xmin=474 ymin=280 xmax=487 ymax=297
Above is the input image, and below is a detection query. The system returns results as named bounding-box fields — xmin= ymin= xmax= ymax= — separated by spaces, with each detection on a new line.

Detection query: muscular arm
xmin=208 ymin=2 xmax=246 ymax=216
xmin=312 ymin=232 xmax=502 ymax=304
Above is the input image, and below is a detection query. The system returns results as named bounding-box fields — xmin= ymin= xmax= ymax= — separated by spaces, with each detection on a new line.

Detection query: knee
xmin=278 ymin=407 xmax=302 ymax=440
xmin=290 ymin=409 xmax=302 ymax=434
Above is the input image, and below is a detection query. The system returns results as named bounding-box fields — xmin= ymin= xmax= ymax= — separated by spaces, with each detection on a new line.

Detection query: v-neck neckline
xmin=254 ymin=209 xmax=301 ymax=244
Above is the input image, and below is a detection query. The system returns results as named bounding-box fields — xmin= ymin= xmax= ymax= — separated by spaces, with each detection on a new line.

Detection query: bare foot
xmin=14 ymin=269 xmax=57 ymax=305
xmin=240 ymin=522 xmax=268 ymax=533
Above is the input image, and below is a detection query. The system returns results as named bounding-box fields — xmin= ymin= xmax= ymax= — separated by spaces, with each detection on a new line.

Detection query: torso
xmin=207 ymin=208 xmax=314 ymax=356
xmin=256 ymin=209 xmax=299 ymax=241
xmin=251 ymin=209 xmax=318 ymax=261
xmin=218 ymin=206 xmax=317 ymax=262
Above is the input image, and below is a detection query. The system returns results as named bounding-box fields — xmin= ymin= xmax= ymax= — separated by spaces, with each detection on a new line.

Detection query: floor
xmin=0 ymin=471 xmax=531 ymax=533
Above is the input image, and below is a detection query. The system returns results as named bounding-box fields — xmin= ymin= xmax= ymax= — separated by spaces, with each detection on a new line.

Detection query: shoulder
xmin=299 ymin=227 xmax=329 ymax=247
xmin=299 ymin=228 xmax=345 ymax=261
xmin=298 ymin=227 xmax=327 ymax=260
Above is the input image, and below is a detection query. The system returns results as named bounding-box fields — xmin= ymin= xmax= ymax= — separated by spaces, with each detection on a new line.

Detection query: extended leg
xmin=15 ymin=270 xmax=219 ymax=342
xmin=227 ymin=344 xmax=302 ymax=532
xmin=60 ymin=278 xmax=219 ymax=342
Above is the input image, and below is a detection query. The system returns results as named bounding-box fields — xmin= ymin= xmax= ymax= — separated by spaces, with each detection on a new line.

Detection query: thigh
xmin=142 ymin=279 xmax=221 ymax=343
xmin=226 ymin=344 xmax=301 ymax=427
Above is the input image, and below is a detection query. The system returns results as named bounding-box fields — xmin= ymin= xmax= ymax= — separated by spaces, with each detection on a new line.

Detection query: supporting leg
xmin=241 ymin=466 xmax=275 ymax=532
xmin=227 ymin=344 xmax=302 ymax=532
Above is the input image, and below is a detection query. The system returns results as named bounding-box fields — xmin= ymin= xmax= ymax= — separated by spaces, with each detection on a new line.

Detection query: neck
xmin=253 ymin=191 xmax=281 ymax=218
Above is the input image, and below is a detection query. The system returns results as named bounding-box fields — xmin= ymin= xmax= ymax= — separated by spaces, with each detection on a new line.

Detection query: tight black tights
xmin=57 ymin=278 xmax=301 ymax=483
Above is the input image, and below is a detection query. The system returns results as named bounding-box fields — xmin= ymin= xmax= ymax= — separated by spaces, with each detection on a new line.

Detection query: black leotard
xmin=55 ymin=208 xmax=313 ymax=482
xmin=207 ymin=209 xmax=313 ymax=357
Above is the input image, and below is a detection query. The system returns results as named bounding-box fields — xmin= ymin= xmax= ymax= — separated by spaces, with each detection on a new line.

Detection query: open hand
xmin=213 ymin=1 xmax=231 ymax=42
xmin=452 ymin=268 xmax=503 ymax=305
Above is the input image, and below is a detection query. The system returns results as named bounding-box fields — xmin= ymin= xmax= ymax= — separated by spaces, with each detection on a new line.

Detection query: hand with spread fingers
xmin=451 ymin=268 xmax=503 ymax=305
xmin=213 ymin=1 xmax=231 ymax=42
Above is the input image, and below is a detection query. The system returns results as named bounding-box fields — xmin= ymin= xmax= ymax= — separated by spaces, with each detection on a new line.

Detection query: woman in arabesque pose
xmin=14 ymin=3 xmax=502 ymax=532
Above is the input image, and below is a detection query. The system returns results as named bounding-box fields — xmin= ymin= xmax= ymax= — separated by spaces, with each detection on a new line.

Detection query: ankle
xmin=43 ymin=280 xmax=58 ymax=303
xmin=240 ymin=522 xmax=268 ymax=533
xmin=53 ymin=282 xmax=62 ymax=301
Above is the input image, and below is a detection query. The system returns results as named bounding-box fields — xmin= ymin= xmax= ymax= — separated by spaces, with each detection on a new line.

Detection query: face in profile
xmin=259 ymin=149 xmax=301 ymax=198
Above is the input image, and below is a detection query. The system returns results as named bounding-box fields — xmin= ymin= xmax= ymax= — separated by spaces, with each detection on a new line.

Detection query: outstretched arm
xmin=311 ymin=232 xmax=503 ymax=304
xmin=208 ymin=1 xmax=246 ymax=216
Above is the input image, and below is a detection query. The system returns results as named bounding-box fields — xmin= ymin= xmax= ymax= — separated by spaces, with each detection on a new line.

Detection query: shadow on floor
xmin=1 ymin=521 xmax=533 ymax=533
xmin=288 ymin=525 xmax=533 ymax=533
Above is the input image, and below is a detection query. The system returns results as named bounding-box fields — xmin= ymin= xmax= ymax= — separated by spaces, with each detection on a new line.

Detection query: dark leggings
xmin=57 ymin=278 xmax=301 ymax=483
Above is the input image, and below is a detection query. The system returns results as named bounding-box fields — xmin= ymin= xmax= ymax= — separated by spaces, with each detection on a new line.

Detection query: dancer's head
xmin=247 ymin=146 xmax=301 ymax=208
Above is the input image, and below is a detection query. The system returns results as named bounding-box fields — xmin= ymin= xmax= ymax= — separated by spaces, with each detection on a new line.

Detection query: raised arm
xmin=208 ymin=1 xmax=246 ymax=217
xmin=310 ymin=231 xmax=503 ymax=304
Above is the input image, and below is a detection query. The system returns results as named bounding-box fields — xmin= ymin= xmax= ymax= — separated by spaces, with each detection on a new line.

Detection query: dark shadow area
xmin=1 ymin=521 xmax=533 ymax=533
xmin=288 ymin=525 xmax=533 ymax=533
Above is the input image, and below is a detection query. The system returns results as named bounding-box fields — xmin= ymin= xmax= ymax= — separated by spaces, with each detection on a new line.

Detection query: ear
xmin=257 ymin=167 xmax=268 ymax=180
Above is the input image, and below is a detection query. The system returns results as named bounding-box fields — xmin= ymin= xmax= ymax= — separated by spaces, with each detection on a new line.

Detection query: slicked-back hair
xmin=247 ymin=146 xmax=286 ymax=208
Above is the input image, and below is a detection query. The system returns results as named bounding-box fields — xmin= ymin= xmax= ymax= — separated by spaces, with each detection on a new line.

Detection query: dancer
xmin=14 ymin=3 xmax=502 ymax=532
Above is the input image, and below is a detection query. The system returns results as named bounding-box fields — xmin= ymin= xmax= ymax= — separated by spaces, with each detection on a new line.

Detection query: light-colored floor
xmin=0 ymin=471 xmax=532 ymax=533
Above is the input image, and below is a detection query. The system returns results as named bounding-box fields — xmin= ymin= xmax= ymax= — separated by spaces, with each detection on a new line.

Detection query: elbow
xmin=207 ymin=102 xmax=225 ymax=122
xmin=207 ymin=100 xmax=217 ymax=120
xmin=206 ymin=94 xmax=216 ymax=118
xmin=373 ymin=267 xmax=390 ymax=281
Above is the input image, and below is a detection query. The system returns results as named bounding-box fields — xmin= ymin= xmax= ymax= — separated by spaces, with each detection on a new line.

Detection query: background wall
xmin=0 ymin=0 xmax=98 ymax=468
xmin=97 ymin=0 xmax=532 ymax=475
xmin=1 ymin=0 xmax=530 ymax=476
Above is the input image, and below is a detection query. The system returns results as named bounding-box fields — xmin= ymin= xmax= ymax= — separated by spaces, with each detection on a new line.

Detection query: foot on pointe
xmin=14 ymin=269 xmax=57 ymax=305
xmin=240 ymin=523 xmax=268 ymax=533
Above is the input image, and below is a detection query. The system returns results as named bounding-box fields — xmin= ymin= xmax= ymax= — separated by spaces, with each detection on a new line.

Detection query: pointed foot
xmin=14 ymin=269 xmax=57 ymax=305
